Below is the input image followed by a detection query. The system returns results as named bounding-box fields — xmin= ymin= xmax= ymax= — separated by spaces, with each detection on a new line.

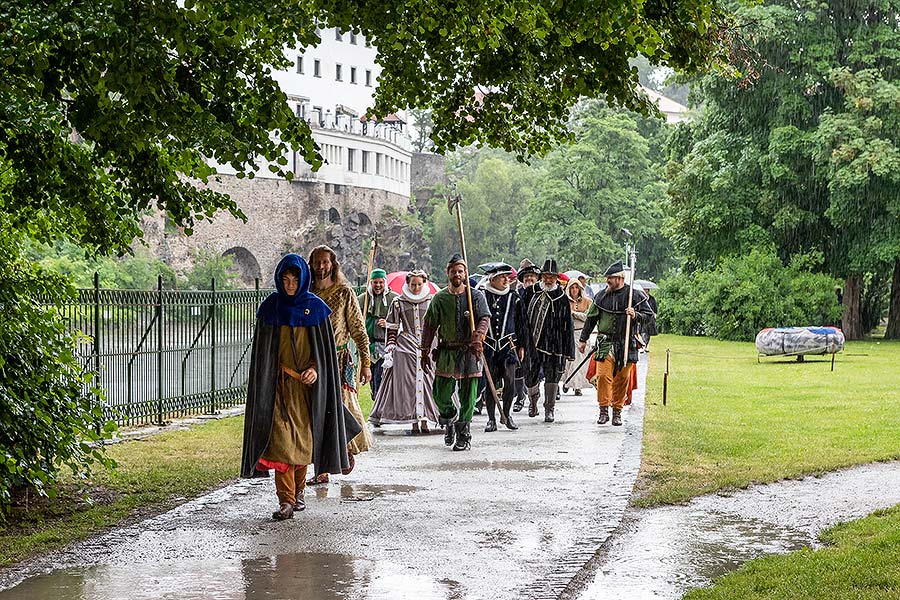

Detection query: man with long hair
xmin=306 ymin=245 xmax=372 ymax=485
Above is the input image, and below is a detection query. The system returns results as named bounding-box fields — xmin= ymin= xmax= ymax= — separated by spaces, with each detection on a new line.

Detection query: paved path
xmin=0 ymin=359 xmax=650 ymax=600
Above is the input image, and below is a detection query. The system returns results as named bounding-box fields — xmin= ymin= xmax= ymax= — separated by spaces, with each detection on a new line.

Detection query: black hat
xmin=604 ymin=260 xmax=626 ymax=277
xmin=481 ymin=262 xmax=513 ymax=276
xmin=540 ymin=258 xmax=559 ymax=275
xmin=517 ymin=264 xmax=540 ymax=281
xmin=446 ymin=252 xmax=467 ymax=268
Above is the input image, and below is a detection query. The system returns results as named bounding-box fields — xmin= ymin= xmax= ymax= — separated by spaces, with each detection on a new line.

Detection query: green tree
xmin=183 ymin=251 xmax=239 ymax=290
xmin=517 ymin=102 xmax=674 ymax=279
xmin=665 ymin=0 xmax=900 ymax=338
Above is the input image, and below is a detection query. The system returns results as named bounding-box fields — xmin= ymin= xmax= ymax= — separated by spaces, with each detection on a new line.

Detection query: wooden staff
xmin=622 ymin=244 xmax=637 ymax=366
xmin=449 ymin=195 xmax=504 ymax=424
xmin=357 ymin=233 xmax=378 ymax=390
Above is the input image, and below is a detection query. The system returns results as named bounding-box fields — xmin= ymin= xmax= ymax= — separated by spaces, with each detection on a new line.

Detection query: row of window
xmin=296 ymin=57 xmax=373 ymax=86
xmin=318 ymin=144 xmax=408 ymax=181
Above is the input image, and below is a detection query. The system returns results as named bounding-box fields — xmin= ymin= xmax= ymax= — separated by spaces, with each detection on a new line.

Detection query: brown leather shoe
xmin=293 ymin=495 xmax=306 ymax=512
xmin=272 ymin=502 xmax=294 ymax=521
xmin=306 ymin=473 xmax=329 ymax=486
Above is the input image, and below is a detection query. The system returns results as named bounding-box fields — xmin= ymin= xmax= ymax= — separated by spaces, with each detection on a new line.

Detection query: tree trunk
xmin=885 ymin=260 xmax=900 ymax=339
xmin=842 ymin=274 xmax=864 ymax=340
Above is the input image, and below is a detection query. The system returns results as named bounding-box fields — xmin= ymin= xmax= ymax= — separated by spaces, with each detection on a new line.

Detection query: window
xmin=350 ymin=32 xmax=357 ymax=44
xmin=313 ymin=59 xmax=321 ymax=77
xmin=295 ymin=103 xmax=306 ymax=119
xmin=347 ymin=149 xmax=355 ymax=172
xmin=296 ymin=56 xmax=303 ymax=74
xmin=335 ymin=29 xmax=342 ymax=41
xmin=335 ymin=64 xmax=342 ymax=81
xmin=375 ymin=153 xmax=382 ymax=175
xmin=365 ymin=70 xmax=372 ymax=87
xmin=350 ymin=67 xmax=357 ymax=84
xmin=313 ymin=105 xmax=323 ymax=126
xmin=361 ymin=151 xmax=369 ymax=173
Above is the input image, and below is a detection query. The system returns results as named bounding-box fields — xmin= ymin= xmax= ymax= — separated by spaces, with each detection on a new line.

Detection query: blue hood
xmin=257 ymin=254 xmax=331 ymax=327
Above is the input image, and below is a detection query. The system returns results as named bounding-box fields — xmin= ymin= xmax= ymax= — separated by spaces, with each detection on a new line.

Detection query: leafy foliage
xmin=0 ymin=224 xmax=116 ymax=510
xmin=658 ymin=247 xmax=842 ymax=340
xmin=664 ymin=0 xmax=900 ymax=336
xmin=182 ymin=251 xmax=238 ymax=291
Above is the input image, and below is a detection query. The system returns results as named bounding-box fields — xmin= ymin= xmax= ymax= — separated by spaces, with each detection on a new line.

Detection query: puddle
xmin=0 ymin=554 xmax=459 ymax=600
xmin=313 ymin=483 xmax=420 ymax=501
xmin=569 ymin=461 xmax=900 ymax=600
xmin=412 ymin=460 xmax=572 ymax=472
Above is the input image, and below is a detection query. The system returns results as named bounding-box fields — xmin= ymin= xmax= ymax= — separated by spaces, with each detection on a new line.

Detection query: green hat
xmin=370 ymin=268 xmax=387 ymax=280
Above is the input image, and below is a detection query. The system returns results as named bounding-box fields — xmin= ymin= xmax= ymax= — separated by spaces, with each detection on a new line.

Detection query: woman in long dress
xmin=368 ymin=270 xmax=441 ymax=434
xmin=563 ymin=278 xmax=594 ymax=395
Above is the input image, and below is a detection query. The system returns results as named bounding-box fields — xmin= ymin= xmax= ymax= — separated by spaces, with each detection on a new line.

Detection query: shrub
xmin=0 ymin=227 xmax=116 ymax=511
xmin=658 ymin=248 xmax=842 ymax=341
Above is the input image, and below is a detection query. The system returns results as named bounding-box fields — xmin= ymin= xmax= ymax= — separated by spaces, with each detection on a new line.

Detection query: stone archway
xmin=223 ymin=247 xmax=262 ymax=288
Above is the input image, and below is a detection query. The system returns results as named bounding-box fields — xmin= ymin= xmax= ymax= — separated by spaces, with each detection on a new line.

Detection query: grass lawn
xmin=635 ymin=334 xmax=900 ymax=506
xmin=0 ymin=386 xmax=374 ymax=567
xmin=685 ymin=505 xmax=900 ymax=600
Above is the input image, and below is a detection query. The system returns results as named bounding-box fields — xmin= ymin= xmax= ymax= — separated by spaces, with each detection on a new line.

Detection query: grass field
xmin=685 ymin=505 xmax=900 ymax=600
xmin=635 ymin=334 xmax=900 ymax=506
xmin=0 ymin=386 xmax=373 ymax=567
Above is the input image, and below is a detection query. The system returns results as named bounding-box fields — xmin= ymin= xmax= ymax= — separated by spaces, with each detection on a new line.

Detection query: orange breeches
xmin=594 ymin=356 xmax=634 ymax=411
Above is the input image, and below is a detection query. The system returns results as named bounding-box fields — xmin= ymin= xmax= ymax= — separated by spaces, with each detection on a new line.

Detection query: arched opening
xmin=328 ymin=207 xmax=341 ymax=223
xmin=222 ymin=247 xmax=262 ymax=288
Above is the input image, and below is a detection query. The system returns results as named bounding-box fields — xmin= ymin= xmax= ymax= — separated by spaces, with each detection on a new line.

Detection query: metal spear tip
xmin=447 ymin=195 xmax=460 ymax=213
xmin=621 ymin=228 xmax=633 ymax=238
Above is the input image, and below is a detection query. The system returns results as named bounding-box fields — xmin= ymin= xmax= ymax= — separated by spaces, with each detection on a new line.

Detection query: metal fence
xmin=58 ymin=274 xmax=271 ymax=426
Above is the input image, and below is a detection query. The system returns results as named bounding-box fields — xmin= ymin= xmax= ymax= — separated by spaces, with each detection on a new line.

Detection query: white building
xmin=219 ymin=27 xmax=413 ymax=198
xmin=640 ymin=85 xmax=690 ymax=124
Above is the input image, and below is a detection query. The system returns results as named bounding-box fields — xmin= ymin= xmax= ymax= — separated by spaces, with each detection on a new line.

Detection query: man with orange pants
xmin=577 ymin=260 xmax=652 ymax=426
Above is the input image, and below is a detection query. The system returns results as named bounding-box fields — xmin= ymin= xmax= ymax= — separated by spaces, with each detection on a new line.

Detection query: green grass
xmin=0 ymin=386 xmax=375 ymax=567
xmin=635 ymin=334 xmax=900 ymax=506
xmin=685 ymin=505 xmax=900 ymax=599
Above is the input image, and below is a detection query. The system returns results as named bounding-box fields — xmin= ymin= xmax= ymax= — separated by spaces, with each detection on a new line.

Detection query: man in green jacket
xmin=358 ymin=268 xmax=399 ymax=399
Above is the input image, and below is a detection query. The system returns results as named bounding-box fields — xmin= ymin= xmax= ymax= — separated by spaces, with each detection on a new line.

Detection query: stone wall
xmin=142 ymin=174 xmax=431 ymax=287
xmin=410 ymin=153 xmax=449 ymax=219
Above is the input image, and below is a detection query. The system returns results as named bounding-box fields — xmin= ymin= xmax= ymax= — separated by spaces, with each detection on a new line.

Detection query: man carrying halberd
xmin=421 ymin=253 xmax=491 ymax=451
xmin=578 ymin=260 xmax=653 ymax=426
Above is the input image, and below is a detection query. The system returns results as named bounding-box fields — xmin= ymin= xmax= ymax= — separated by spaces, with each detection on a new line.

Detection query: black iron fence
xmin=59 ymin=274 xmax=271 ymax=426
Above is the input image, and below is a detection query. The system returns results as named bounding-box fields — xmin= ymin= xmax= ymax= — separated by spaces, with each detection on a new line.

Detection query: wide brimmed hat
xmin=517 ymin=264 xmax=540 ymax=281
xmin=604 ymin=260 xmax=626 ymax=277
xmin=482 ymin=262 xmax=513 ymax=277
xmin=540 ymin=258 xmax=559 ymax=275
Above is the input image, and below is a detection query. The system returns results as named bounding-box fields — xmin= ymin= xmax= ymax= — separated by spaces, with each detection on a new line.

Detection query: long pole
xmin=622 ymin=245 xmax=637 ymax=368
xmin=356 ymin=234 xmax=378 ymax=391
xmin=453 ymin=197 xmax=504 ymax=424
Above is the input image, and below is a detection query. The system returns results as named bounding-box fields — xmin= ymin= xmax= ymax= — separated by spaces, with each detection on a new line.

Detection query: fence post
xmin=210 ymin=277 xmax=217 ymax=414
xmin=156 ymin=275 xmax=164 ymax=425
xmin=93 ymin=272 xmax=102 ymax=423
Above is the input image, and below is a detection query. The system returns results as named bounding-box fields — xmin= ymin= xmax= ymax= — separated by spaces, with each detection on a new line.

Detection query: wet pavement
xmin=566 ymin=460 xmax=900 ymax=600
xmin=0 ymin=359 xmax=649 ymax=600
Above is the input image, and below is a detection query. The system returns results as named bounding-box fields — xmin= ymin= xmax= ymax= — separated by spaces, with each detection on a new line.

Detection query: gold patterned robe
xmin=314 ymin=282 xmax=373 ymax=454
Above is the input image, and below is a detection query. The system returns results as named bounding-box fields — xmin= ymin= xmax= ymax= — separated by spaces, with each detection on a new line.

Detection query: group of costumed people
xmin=240 ymin=246 xmax=657 ymax=520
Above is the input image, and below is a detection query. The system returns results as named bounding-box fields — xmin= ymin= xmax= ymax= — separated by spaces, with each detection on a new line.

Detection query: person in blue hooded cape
xmin=241 ymin=254 xmax=362 ymax=521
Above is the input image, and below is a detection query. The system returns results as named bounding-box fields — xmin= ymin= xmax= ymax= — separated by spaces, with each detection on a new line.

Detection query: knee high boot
xmin=485 ymin=395 xmax=497 ymax=432
xmin=526 ymin=385 xmax=540 ymax=418
xmin=439 ymin=413 xmax=457 ymax=446
xmin=502 ymin=396 xmax=518 ymax=430
xmin=544 ymin=382 xmax=558 ymax=422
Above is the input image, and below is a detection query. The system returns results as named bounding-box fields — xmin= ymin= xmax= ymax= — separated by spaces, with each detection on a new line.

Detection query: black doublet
xmin=483 ymin=288 xmax=526 ymax=357
xmin=521 ymin=283 xmax=575 ymax=361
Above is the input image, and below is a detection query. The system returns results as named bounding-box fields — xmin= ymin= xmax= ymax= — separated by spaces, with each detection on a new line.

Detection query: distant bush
xmin=658 ymin=248 xmax=842 ymax=341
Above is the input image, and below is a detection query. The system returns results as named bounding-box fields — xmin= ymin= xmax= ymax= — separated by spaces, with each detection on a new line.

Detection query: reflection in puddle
xmin=0 ymin=554 xmax=458 ymax=600
xmin=314 ymin=483 xmax=420 ymax=501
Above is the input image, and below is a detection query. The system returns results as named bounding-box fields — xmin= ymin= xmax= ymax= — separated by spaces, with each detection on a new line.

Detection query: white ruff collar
xmin=401 ymin=284 xmax=431 ymax=303
xmin=485 ymin=282 xmax=511 ymax=296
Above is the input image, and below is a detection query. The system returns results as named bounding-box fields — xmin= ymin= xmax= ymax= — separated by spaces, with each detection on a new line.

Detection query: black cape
xmin=241 ymin=319 xmax=362 ymax=479
xmin=521 ymin=282 xmax=575 ymax=361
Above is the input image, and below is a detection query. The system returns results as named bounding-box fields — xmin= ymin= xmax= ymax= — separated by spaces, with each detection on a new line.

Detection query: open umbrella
xmin=634 ymin=279 xmax=659 ymax=290
xmin=564 ymin=270 xmax=588 ymax=281
xmin=386 ymin=271 xmax=440 ymax=295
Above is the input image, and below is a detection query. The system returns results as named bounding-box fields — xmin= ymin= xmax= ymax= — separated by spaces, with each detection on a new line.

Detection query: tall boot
xmin=502 ymin=396 xmax=518 ymax=430
xmin=485 ymin=395 xmax=497 ymax=432
xmin=527 ymin=385 xmax=540 ymax=418
xmin=439 ymin=414 xmax=456 ymax=446
xmin=452 ymin=422 xmax=471 ymax=451
xmin=543 ymin=382 xmax=558 ymax=422
xmin=597 ymin=406 xmax=609 ymax=425
xmin=612 ymin=408 xmax=623 ymax=426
